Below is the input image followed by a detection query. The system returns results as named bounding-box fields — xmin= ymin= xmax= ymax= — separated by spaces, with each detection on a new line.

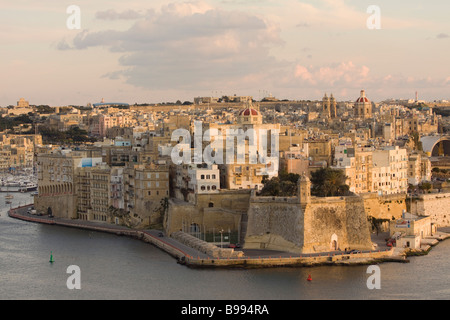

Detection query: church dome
xmin=239 ymin=108 xmax=259 ymax=116
xmin=356 ymin=90 xmax=370 ymax=103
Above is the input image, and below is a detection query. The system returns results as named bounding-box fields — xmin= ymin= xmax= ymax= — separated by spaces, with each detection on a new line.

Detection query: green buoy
xmin=49 ymin=251 xmax=54 ymax=263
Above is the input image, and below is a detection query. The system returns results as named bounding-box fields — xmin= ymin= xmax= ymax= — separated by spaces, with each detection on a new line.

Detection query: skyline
xmin=1 ymin=0 xmax=449 ymax=107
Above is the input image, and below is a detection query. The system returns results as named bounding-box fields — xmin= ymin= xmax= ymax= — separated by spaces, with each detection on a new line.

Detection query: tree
xmin=259 ymin=171 xmax=300 ymax=197
xmin=418 ymin=182 xmax=432 ymax=192
xmin=310 ymin=168 xmax=350 ymax=197
xmin=260 ymin=177 xmax=282 ymax=196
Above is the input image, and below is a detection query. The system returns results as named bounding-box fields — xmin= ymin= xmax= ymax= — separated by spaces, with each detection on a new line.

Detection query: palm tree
xmin=311 ymin=168 xmax=350 ymax=197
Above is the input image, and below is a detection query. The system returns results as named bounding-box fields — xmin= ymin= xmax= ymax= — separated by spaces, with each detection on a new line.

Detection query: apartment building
xmin=207 ymin=102 xmax=281 ymax=191
xmin=188 ymin=164 xmax=220 ymax=195
xmin=407 ymin=152 xmax=432 ymax=186
xmin=372 ymin=146 xmax=408 ymax=195
xmin=333 ymin=143 xmax=374 ymax=194
xmin=127 ymin=163 xmax=170 ymax=225
xmin=0 ymin=134 xmax=42 ymax=170
xmin=36 ymin=149 xmax=102 ymax=219
xmin=333 ymin=143 xmax=408 ymax=195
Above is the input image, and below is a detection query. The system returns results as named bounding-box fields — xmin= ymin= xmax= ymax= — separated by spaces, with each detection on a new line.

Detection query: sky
xmin=1 ymin=0 xmax=449 ymax=107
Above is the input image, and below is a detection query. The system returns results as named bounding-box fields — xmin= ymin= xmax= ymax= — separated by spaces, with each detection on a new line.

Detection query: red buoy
xmin=307 ymin=275 xmax=312 ymax=281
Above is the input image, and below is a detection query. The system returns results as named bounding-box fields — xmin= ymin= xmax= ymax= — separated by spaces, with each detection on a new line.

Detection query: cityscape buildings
xmin=1 ymin=90 xmax=449 ymax=253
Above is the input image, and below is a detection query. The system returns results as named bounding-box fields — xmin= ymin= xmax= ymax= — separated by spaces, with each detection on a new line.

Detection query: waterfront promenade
xmin=8 ymin=203 xmax=443 ymax=269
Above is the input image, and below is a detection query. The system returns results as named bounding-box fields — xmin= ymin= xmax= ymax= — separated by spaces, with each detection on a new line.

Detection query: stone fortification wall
xmin=361 ymin=193 xmax=407 ymax=221
xmin=411 ymin=192 xmax=450 ymax=226
xmin=303 ymin=196 xmax=373 ymax=253
xmin=245 ymin=195 xmax=374 ymax=254
xmin=245 ymin=197 xmax=304 ymax=252
xmin=34 ymin=194 xmax=77 ymax=219
xmin=164 ymin=191 xmax=250 ymax=236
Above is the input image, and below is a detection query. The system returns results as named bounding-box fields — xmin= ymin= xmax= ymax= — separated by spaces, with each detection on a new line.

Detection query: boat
xmin=5 ymin=194 xmax=13 ymax=199
xmin=19 ymin=184 xmax=38 ymax=192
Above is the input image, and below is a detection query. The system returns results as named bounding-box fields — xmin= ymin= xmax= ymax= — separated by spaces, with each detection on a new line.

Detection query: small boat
xmin=5 ymin=194 xmax=13 ymax=199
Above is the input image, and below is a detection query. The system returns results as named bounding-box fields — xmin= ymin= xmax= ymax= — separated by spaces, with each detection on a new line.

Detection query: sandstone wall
xmin=303 ymin=196 xmax=373 ymax=253
xmin=245 ymin=197 xmax=304 ymax=252
xmin=245 ymin=195 xmax=374 ymax=254
xmin=34 ymin=194 xmax=77 ymax=219
xmin=410 ymin=192 xmax=450 ymax=226
xmin=361 ymin=193 xmax=407 ymax=221
xmin=164 ymin=197 xmax=245 ymax=236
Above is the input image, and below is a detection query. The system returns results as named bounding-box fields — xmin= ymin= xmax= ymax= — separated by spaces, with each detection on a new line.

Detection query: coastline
xmin=7 ymin=203 xmax=450 ymax=269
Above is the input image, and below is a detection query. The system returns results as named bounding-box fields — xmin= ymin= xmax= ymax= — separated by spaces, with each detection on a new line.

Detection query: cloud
xmin=95 ymin=9 xmax=148 ymax=20
xmin=293 ymin=61 xmax=371 ymax=88
xmin=56 ymin=39 xmax=73 ymax=51
xmin=61 ymin=1 xmax=284 ymax=90
xmin=436 ymin=33 xmax=449 ymax=39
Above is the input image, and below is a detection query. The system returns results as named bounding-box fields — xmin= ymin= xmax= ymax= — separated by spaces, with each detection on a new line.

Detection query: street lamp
xmin=219 ymin=229 xmax=224 ymax=248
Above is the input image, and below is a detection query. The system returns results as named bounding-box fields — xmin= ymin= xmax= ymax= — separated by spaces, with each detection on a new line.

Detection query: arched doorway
xmin=330 ymin=233 xmax=338 ymax=251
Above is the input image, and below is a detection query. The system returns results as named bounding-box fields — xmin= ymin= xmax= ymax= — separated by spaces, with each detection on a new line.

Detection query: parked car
xmin=346 ymin=249 xmax=362 ymax=254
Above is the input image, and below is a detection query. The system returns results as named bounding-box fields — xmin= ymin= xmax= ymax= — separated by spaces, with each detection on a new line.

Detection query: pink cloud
xmin=294 ymin=61 xmax=371 ymax=87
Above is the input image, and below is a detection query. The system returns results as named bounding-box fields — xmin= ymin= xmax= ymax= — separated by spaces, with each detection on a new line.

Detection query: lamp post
xmin=219 ymin=229 xmax=224 ymax=248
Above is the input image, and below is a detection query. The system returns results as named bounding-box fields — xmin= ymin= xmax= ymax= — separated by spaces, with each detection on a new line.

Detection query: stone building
xmin=35 ymin=149 xmax=102 ymax=219
xmin=0 ymin=134 xmax=42 ymax=170
xmin=125 ymin=163 xmax=170 ymax=225
xmin=244 ymin=174 xmax=375 ymax=254
xmin=407 ymin=152 xmax=432 ymax=186
xmin=354 ymin=90 xmax=373 ymax=120
xmin=333 ymin=143 xmax=408 ymax=195
xmin=372 ymin=146 xmax=408 ymax=195
xmin=333 ymin=143 xmax=374 ymax=194
xmin=390 ymin=212 xmax=435 ymax=249
xmin=322 ymin=93 xmax=337 ymax=119
xmin=206 ymin=102 xmax=281 ymax=191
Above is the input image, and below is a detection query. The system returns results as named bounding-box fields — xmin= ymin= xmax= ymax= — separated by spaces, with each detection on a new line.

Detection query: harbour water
xmin=1 ymin=192 xmax=449 ymax=300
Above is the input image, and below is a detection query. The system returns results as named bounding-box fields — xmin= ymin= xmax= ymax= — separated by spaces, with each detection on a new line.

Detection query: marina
xmin=0 ymin=170 xmax=38 ymax=193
